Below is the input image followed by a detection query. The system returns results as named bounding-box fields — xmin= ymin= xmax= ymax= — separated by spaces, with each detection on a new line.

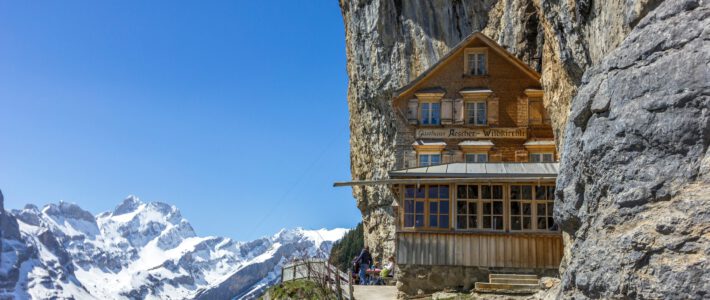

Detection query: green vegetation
xmin=259 ymin=280 xmax=336 ymax=300
xmin=328 ymin=222 xmax=364 ymax=272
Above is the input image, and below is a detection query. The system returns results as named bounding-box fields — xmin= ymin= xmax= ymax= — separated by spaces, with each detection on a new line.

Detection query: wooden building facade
xmin=335 ymin=33 xmax=562 ymax=280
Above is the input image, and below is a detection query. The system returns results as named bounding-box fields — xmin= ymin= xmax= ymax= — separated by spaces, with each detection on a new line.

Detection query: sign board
xmin=415 ymin=127 xmax=527 ymax=139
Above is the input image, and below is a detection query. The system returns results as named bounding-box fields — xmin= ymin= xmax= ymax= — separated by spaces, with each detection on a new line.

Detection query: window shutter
xmin=489 ymin=152 xmax=503 ymax=162
xmin=518 ymin=96 xmax=529 ymax=127
xmin=453 ymin=98 xmax=464 ymax=124
xmin=515 ymin=150 xmax=529 ymax=162
xmin=441 ymin=99 xmax=453 ymax=125
xmin=404 ymin=150 xmax=417 ymax=168
xmin=407 ymin=99 xmax=419 ymax=125
xmin=487 ymin=97 xmax=499 ymax=126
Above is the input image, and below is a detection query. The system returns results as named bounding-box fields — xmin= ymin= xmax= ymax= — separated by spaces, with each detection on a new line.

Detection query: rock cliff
xmin=340 ymin=0 xmax=709 ymax=298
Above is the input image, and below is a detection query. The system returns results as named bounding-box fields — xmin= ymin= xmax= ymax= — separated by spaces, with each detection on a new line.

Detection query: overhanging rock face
xmin=555 ymin=1 xmax=710 ymax=298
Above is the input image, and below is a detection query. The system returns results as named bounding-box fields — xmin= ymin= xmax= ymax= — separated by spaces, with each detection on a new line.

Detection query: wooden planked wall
xmin=396 ymin=232 xmax=563 ymax=269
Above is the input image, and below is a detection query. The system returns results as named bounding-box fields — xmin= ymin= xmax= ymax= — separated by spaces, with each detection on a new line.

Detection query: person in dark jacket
xmin=355 ymin=246 xmax=373 ymax=285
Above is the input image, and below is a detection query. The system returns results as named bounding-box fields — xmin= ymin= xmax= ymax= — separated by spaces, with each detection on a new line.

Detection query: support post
xmin=307 ymin=261 xmax=311 ymax=280
xmin=292 ymin=262 xmax=297 ymax=280
xmin=280 ymin=266 xmax=284 ymax=283
xmin=336 ymin=268 xmax=343 ymax=300
xmin=347 ymin=268 xmax=354 ymax=300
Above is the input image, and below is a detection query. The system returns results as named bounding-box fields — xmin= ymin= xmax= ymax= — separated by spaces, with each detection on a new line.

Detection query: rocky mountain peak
xmin=42 ymin=201 xmax=96 ymax=223
xmin=112 ymin=195 xmax=143 ymax=216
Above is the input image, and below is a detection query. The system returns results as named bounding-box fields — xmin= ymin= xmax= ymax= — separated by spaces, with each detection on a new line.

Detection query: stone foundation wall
xmin=395 ymin=264 xmax=557 ymax=296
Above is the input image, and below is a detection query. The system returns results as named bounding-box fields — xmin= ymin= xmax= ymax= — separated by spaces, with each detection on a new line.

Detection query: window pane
xmin=419 ymin=155 xmax=428 ymax=167
xmin=439 ymin=185 xmax=449 ymax=198
xmin=429 ymin=202 xmax=438 ymax=214
xmin=404 ymin=200 xmax=414 ymax=213
xmin=421 ymin=104 xmax=430 ymax=124
xmin=457 ymin=216 xmax=467 ymax=229
xmin=511 ymin=201 xmax=520 ymax=215
xmin=416 ymin=186 xmax=425 ymax=198
xmin=468 ymin=216 xmax=477 ymax=229
xmin=493 ymin=216 xmax=503 ymax=229
xmin=457 ymin=185 xmax=467 ymax=199
xmin=548 ymin=217 xmax=555 ymax=230
xmin=547 ymin=203 xmax=554 ymax=215
xmin=493 ymin=185 xmax=503 ymax=199
xmin=476 ymin=102 xmax=486 ymax=125
xmin=510 ymin=185 xmax=520 ymax=200
xmin=523 ymin=217 xmax=532 ymax=229
xmin=483 ymin=202 xmax=491 ymax=214
xmin=543 ymin=154 xmax=554 ymax=162
xmin=537 ymin=217 xmax=546 ymax=230
xmin=477 ymin=54 xmax=486 ymax=75
xmin=466 ymin=103 xmax=476 ymax=124
xmin=482 ymin=185 xmax=491 ymax=199
xmin=493 ymin=201 xmax=503 ymax=214
xmin=415 ymin=215 xmax=424 ymax=227
xmin=522 ymin=185 xmax=532 ymax=199
xmin=477 ymin=154 xmax=488 ymax=162
xmin=405 ymin=215 xmax=414 ymax=227
xmin=431 ymin=103 xmax=441 ymax=125
xmin=431 ymin=155 xmax=441 ymax=165
xmin=468 ymin=185 xmax=478 ymax=199
xmin=535 ymin=186 xmax=546 ymax=200
xmin=440 ymin=201 xmax=449 ymax=213
xmin=405 ymin=185 xmax=416 ymax=198
xmin=511 ymin=216 xmax=521 ymax=230
xmin=429 ymin=215 xmax=438 ymax=227
xmin=429 ymin=186 xmax=439 ymax=198
xmin=439 ymin=216 xmax=449 ymax=228
xmin=530 ymin=154 xmax=541 ymax=163
xmin=547 ymin=186 xmax=556 ymax=200
xmin=483 ymin=216 xmax=491 ymax=228
xmin=457 ymin=201 xmax=467 ymax=214
xmin=537 ymin=203 xmax=546 ymax=216
xmin=466 ymin=154 xmax=476 ymax=163
xmin=415 ymin=202 xmax=424 ymax=213
xmin=468 ymin=202 xmax=477 ymax=215
xmin=467 ymin=54 xmax=477 ymax=74
xmin=523 ymin=203 xmax=532 ymax=215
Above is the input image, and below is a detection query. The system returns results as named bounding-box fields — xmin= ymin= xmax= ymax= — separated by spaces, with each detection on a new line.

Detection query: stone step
xmin=474 ymin=282 xmax=540 ymax=294
xmin=489 ymin=278 xmax=539 ymax=285
xmin=489 ymin=274 xmax=538 ymax=281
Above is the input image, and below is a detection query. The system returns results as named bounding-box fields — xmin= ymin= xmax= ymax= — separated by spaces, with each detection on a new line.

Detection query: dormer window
xmin=420 ymin=102 xmax=441 ymax=125
xmin=464 ymin=48 xmax=487 ymax=76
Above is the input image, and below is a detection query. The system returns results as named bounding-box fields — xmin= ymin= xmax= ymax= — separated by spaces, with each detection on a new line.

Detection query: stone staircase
xmin=474 ymin=274 xmax=540 ymax=294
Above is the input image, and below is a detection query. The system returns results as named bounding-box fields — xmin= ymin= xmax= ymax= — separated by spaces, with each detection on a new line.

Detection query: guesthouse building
xmin=336 ymin=32 xmax=562 ymax=294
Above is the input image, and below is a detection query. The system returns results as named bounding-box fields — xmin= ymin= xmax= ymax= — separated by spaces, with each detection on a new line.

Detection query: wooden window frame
xmin=464 ymin=100 xmax=487 ymax=126
xmin=530 ymin=152 xmax=555 ymax=163
xmin=454 ymin=183 xmax=505 ymax=232
xmin=401 ymin=184 xmax=451 ymax=231
xmin=509 ymin=184 xmax=558 ymax=232
xmin=464 ymin=48 xmax=488 ymax=76
xmin=465 ymin=152 xmax=488 ymax=163
xmin=418 ymin=151 xmax=442 ymax=167
xmin=418 ymin=99 xmax=442 ymax=126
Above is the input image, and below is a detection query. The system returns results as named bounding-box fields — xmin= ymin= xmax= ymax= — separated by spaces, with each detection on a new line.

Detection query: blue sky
xmin=0 ymin=1 xmax=361 ymax=241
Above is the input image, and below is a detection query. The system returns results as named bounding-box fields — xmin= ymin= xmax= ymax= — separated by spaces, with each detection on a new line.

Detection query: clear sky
xmin=0 ymin=1 xmax=361 ymax=241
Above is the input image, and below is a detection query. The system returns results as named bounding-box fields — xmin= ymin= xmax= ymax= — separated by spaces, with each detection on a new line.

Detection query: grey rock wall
xmin=554 ymin=0 xmax=710 ymax=298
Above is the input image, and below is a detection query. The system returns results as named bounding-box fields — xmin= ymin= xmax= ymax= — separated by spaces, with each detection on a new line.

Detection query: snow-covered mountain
xmin=0 ymin=192 xmax=347 ymax=299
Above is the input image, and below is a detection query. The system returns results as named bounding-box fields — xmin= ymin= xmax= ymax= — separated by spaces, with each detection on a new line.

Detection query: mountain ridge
xmin=0 ymin=193 xmax=347 ymax=299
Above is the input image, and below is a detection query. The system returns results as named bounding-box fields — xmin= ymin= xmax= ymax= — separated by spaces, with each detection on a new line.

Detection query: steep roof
xmin=393 ymin=32 xmax=541 ymax=99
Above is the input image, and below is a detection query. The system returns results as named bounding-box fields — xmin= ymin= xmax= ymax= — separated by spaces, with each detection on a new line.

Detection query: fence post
xmin=280 ymin=266 xmax=284 ymax=283
xmin=307 ymin=261 xmax=311 ymax=280
xmin=336 ymin=268 xmax=343 ymax=300
xmin=347 ymin=268 xmax=354 ymax=300
xmin=292 ymin=262 xmax=297 ymax=280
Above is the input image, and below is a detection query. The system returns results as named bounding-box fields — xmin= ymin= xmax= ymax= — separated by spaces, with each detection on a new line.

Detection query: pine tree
xmin=328 ymin=222 xmax=363 ymax=272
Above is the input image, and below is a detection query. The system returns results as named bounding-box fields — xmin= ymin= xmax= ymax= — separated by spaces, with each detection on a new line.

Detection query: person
xmin=380 ymin=256 xmax=394 ymax=278
xmin=355 ymin=246 xmax=372 ymax=285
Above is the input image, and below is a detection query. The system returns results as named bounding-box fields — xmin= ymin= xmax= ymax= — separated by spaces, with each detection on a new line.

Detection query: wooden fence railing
xmin=281 ymin=259 xmax=353 ymax=300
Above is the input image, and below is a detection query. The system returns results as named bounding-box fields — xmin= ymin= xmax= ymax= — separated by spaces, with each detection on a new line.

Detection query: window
xmin=419 ymin=154 xmax=441 ymax=167
xmin=530 ymin=153 xmax=554 ymax=163
xmin=403 ymin=185 xmax=425 ymax=228
xmin=465 ymin=153 xmax=488 ymax=163
xmin=481 ymin=185 xmax=504 ymax=230
xmin=456 ymin=184 xmax=478 ymax=230
xmin=465 ymin=101 xmax=487 ymax=125
xmin=403 ymin=185 xmax=449 ymax=229
xmin=510 ymin=184 xmax=557 ymax=231
xmin=420 ymin=102 xmax=441 ymax=125
xmin=510 ymin=185 xmax=533 ymax=230
xmin=536 ymin=185 xmax=557 ymax=231
xmin=466 ymin=52 xmax=487 ymax=76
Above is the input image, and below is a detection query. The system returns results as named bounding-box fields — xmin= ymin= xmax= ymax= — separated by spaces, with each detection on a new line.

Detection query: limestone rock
xmin=555 ymin=0 xmax=710 ymax=298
